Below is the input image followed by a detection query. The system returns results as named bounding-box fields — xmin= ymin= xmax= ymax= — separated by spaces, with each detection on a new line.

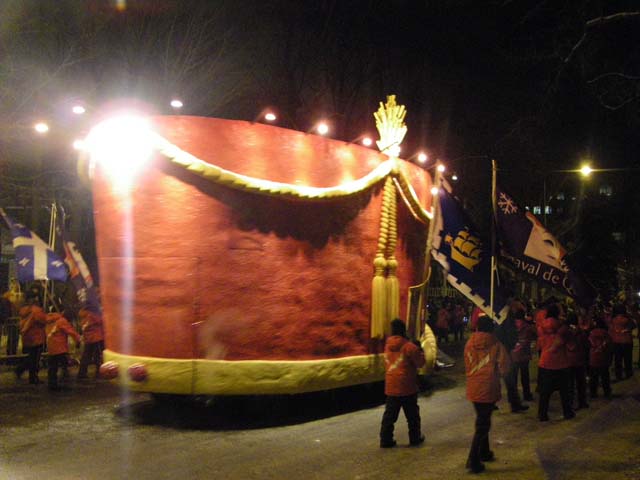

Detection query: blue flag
xmin=495 ymin=187 xmax=595 ymax=307
xmin=431 ymin=185 xmax=510 ymax=323
xmin=0 ymin=209 xmax=68 ymax=283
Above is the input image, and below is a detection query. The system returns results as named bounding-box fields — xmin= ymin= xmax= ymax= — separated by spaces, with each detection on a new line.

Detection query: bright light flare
xmin=362 ymin=137 xmax=373 ymax=147
xmin=34 ymin=122 xmax=49 ymax=134
xmin=316 ymin=122 xmax=329 ymax=135
xmin=170 ymin=99 xmax=183 ymax=109
xmin=85 ymin=115 xmax=154 ymax=191
xmin=417 ymin=152 xmax=428 ymax=163
xmin=430 ymin=186 xmax=439 ymax=196
xmin=72 ymin=139 xmax=85 ymax=150
xmin=72 ymin=105 xmax=86 ymax=115
xmin=452 ymin=174 xmax=458 ymax=181
xmin=437 ymin=164 xmax=446 ymax=173
xmin=264 ymin=112 xmax=277 ymax=122
xmin=580 ymin=164 xmax=592 ymax=177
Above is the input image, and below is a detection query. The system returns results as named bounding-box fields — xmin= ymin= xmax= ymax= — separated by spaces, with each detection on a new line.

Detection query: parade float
xmin=85 ymin=96 xmax=438 ymax=396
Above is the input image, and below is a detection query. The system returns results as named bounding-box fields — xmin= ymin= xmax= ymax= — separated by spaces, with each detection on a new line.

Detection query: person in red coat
xmin=609 ymin=303 xmax=635 ymax=381
xmin=77 ymin=308 xmax=105 ymax=379
xmin=511 ymin=310 xmax=537 ymax=402
xmin=15 ymin=296 xmax=48 ymax=384
xmin=46 ymin=312 xmax=81 ymax=391
xmin=589 ymin=318 xmax=612 ymax=398
xmin=464 ymin=315 xmax=510 ymax=474
xmin=379 ymin=318 xmax=426 ymax=448
xmin=565 ymin=317 xmax=589 ymax=410
xmin=435 ymin=303 xmax=451 ymax=344
xmin=537 ymin=304 xmax=574 ymax=422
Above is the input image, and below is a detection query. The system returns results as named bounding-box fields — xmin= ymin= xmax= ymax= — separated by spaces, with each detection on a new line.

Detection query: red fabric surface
xmin=93 ymin=116 xmax=432 ymax=361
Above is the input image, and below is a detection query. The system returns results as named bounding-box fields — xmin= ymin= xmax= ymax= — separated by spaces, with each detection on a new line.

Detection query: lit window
xmin=556 ymin=192 xmax=565 ymax=200
xmin=533 ymin=206 xmax=541 ymax=215
xmin=544 ymin=206 xmax=552 ymax=214
xmin=612 ymin=232 xmax=624 ymax=242
xmin=599 ymin=185 xmax=612 ymax=196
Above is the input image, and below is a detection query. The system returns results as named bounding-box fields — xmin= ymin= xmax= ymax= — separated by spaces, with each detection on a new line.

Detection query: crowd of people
xmin=383 ymin=295 xmax=639 ymax=475
xmin=1 ymin=282 xmax=104 ymax=391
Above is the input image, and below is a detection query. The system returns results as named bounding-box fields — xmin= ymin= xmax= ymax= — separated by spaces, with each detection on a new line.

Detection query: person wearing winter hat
xmin=379 ymin=319 xmax=426 ymax=448
xmin=537 ymin=304 xmax=574 ymax=421
xmin=464 ymin=315 xmax=511 ymax=474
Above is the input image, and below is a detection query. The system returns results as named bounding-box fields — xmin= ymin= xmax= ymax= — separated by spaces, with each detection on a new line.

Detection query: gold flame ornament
xmin=374 ymin=95 xmax=407 ymax=158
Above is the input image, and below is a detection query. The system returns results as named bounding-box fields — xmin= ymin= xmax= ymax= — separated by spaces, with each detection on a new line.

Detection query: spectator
xmin=15 ymin=295 xmax=48 ymax=384
xmin=77 ymin=308 xmax=105 ymax=379
xmin=46 ymin=311 xmax=81 ymax=391
xmin=464 ymin=315 xmax=510 ymax=474
xmin=537 ymin=304 xmax=574 ymax=422
xmin=589 ymin=318 xmax=612 ymax=399
xmin=436 ymin=303 xmax=451 ymax=344
xmin=495 ymin=300 xmax=529 ymax=413
xmin=609 ymin=304 xmax=635 ymax=381
xmin=380 ymin=318 xmax=426 ymax=448
xmin=566 ymin=316 xmax=589 ymax=410
xmin=511 ymin=309 xmax=536 ymax=402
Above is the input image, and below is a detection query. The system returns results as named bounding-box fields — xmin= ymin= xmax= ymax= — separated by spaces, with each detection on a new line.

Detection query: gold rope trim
xmin=153 ymin=132 xmax=395 ymax=200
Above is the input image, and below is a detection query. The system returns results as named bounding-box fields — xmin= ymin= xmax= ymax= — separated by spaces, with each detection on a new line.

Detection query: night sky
xmin=1 ymin=0 xmax=639 ymax=293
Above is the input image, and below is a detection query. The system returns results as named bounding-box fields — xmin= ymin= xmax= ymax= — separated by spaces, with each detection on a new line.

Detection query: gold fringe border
xmin=104 ymin=348 xmax=436 ymax=395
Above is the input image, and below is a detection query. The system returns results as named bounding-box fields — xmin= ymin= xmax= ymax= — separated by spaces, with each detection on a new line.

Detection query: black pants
xmin=380 ymin=394 xmax=422 ymax=444
xmin=437 ymin=328 xmax=449 ymax=344
xmin=467 ymin=402 xmax=494 ymax=468
xmin=48 ymin=353 xmax=69 ymax=389
xmin=568 ymin=365 xmax=588 ymax=407
xmin=453 ymin=325 xmax=464 ymax=342
xmin=16 ymin=344 xmax=43 ymax=383
xmin=504 ymin=362 xmax=522 ymax=408
xmin=78 ymin=341 xmax=104 ymax=378
xmin=589 ymin=366 xmax=611 ymax=397
xmin=612 ymin=343 xmax=633 ymax=380
xmin=514 ymin=360 xmax=532 ymax=398
xmin=538 ymin=367 xmax=573 ymax=419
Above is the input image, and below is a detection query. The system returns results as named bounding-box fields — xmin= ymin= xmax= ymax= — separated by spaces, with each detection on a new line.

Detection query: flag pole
xmin=417 ymin=168 xmax=442 ymax=338
xmin=490 ymin=159 xmax=497 ymax=320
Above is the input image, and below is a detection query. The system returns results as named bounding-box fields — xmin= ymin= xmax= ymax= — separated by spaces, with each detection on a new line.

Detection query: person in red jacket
xmin=435 ymin=302 xmax=451 ymax=344
xmin=464 ymin=315 xmax=510 ymax=474
xmin=537 ymin=304 xmax=574 ymax=422
xmin=15 ymin=296 xmax=48 ymax=384
xmin=77 ymin=308 xmax=105 ymax=379
xmin=609 ymin=303 xmax=635 ymax=381
xmin=511 ymin=309 xmax=537 ymax=402
xmin=589 ymin=317 xmax=612 ymax=398
xmin=46 ymin=311 xmax=81 ymax=391
xmin=565 ymin=317 xmax=589 ymax=410
xmin=379 ymin=318 xmax=426 ymax=448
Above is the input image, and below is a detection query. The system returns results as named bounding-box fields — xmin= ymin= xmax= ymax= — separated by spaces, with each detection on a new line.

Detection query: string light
xmin=72 ymin=105 xmax=86 ymax=115
xmin=316 ymin=122 xmax=329 ymax=135
xmin=417 ymin=152 xmax=428 ymax=163
xmin=170 ymin=99 xmax=183 ymax=109
xmin=362 ymin=137 xmax=373 ymax=147
xmin=437 ymin=164 xmax=445 ymax=173
xmin=34 ymin=122 xmax=49 ymax=134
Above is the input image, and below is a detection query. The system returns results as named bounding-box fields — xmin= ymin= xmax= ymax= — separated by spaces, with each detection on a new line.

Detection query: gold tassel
xmin=371 ymin=255 xmax=388 ymax=339
xmin=371 ymin=95 xmax=407 ymax=339
xmin=385 ymin=179 xmax=399 ymax=332
xmin=371 ymin=177 xmax=392 ymax=339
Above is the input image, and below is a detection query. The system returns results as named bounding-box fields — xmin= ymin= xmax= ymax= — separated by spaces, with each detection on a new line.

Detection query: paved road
xmin=1 ymin=344 xmax=639 ymax=480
